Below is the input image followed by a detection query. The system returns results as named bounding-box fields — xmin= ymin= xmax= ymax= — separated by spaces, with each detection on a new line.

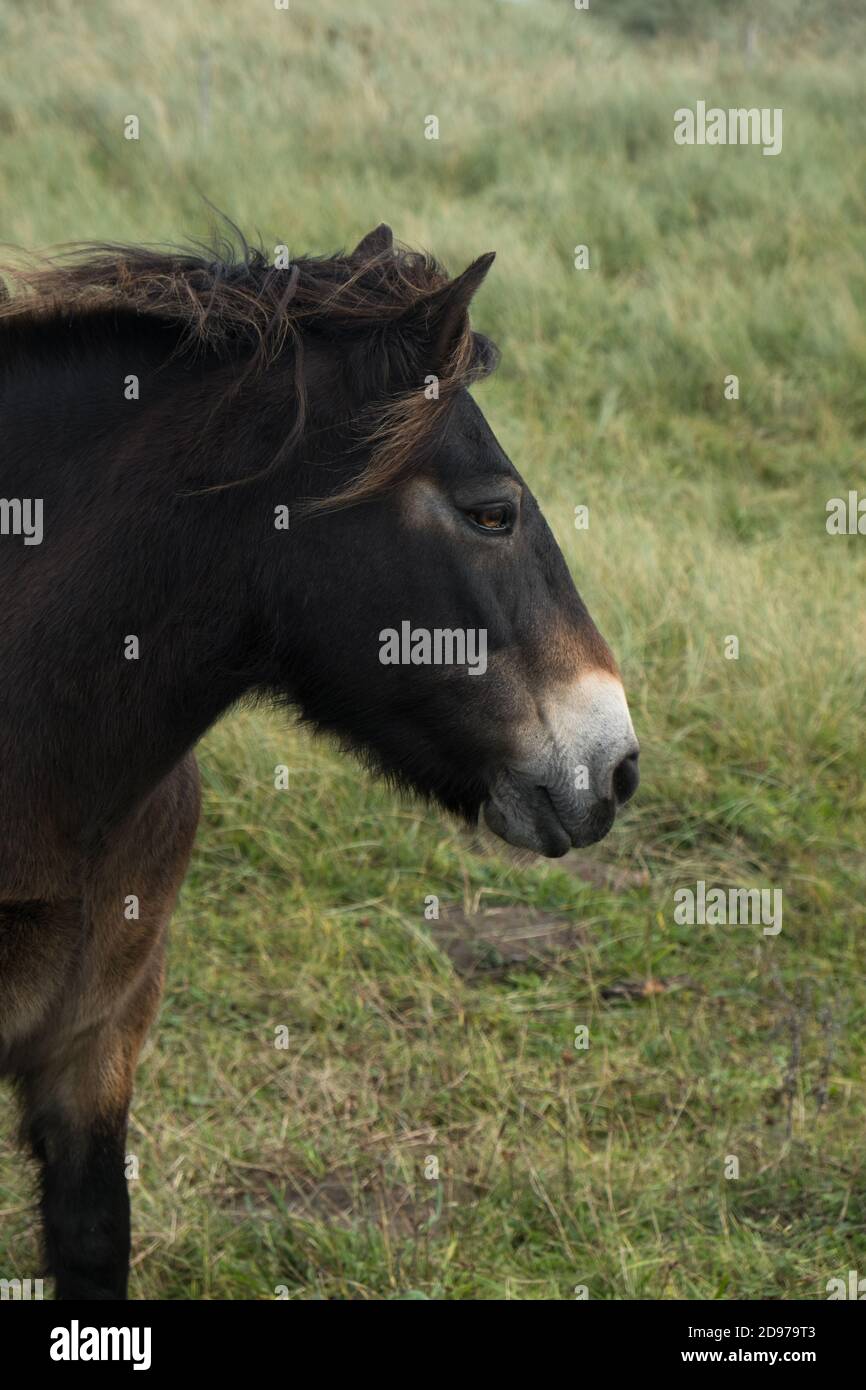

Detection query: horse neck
xmin=2 ymin=338 xmax=305 ymax=845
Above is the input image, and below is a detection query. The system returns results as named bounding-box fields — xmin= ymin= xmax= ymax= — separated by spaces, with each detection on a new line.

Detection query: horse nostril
xmin=612 ymin=750 xmax=640 ymax=806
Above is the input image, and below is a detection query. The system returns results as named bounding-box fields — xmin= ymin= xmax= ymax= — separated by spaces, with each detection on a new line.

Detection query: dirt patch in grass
xmin=429 ymin=905 xmax=588 ymax=979
xmin=216 ymin=1162 xmax=477 ymax=1239
xmin=600 ymin=976 xmax=699 ymax=1002
xmin=562 ymin=853 xmax=651 ymax=893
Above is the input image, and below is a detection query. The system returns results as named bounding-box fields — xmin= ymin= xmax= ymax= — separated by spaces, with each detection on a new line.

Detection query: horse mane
xmin=0 ymin=228 xmax=499 ymax=510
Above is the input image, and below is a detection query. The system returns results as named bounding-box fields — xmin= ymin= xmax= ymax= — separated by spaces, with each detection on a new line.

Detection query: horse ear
xmin=419 ymin=252 xmax=496 ymax=369
xmin=350 ymin=223 xmax=394 ymax=260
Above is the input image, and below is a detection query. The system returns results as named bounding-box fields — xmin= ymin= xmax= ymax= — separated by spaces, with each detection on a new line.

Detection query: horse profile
xmin=0 ymin=222 xmax=638 ymax=1299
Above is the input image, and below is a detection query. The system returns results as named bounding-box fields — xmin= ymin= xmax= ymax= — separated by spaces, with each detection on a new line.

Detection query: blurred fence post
xmin=199 ymin=49 xmax=212 ymax=143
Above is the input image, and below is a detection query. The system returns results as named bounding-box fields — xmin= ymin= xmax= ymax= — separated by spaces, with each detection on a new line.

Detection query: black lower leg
xmin=30 ymin=1109 xmax=131 ymax=1300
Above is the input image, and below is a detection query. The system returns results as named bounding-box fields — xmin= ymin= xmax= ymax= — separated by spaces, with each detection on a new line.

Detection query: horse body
xmin=0 ymin=224 xmax=638 ymax=1297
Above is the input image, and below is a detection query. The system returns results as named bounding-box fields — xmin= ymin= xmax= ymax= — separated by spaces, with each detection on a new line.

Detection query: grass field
xmin=1 ymin=0 xmax=865 ymax=1299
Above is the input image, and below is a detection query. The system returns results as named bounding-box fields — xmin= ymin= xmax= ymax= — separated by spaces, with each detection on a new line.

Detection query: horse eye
xmin=466 ymin=505 xmax=513 ymax=533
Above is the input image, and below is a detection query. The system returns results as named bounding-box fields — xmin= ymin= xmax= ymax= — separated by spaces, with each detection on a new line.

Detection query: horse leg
xmin=19 ymin=754 xmax=201 ymax=1299
xmin=20 ymin=962 xmax=164 ymax=1300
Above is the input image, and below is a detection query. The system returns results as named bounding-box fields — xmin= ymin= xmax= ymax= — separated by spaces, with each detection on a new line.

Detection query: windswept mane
xmin=0 ymin=227 xmax=499 ymax=510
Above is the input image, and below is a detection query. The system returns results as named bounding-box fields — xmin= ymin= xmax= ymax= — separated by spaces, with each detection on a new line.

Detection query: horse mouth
xmin=482 ymin=778 xmax=616 ymax=858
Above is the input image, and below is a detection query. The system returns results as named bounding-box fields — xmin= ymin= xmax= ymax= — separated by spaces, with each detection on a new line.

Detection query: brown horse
xmin=0 ymin=223 xmax=638 ymax=1298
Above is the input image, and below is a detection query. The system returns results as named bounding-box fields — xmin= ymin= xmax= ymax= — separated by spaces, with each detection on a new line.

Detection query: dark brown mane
xmin=0 ymin=230 xmax=499 ymax=510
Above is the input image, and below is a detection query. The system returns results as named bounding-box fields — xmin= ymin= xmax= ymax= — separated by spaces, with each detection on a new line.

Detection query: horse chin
xmin=483 ymin=793 xmax=571 ymax=858
xmin=481 ymin=780 xmax=616 ymax=859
